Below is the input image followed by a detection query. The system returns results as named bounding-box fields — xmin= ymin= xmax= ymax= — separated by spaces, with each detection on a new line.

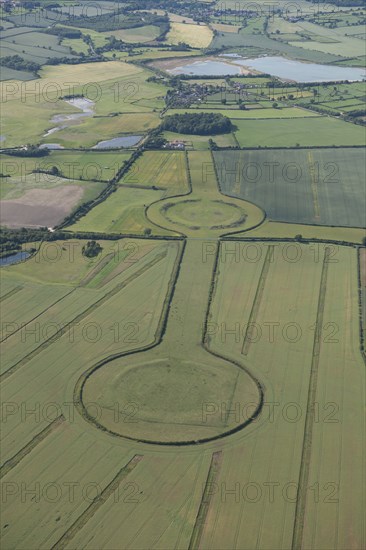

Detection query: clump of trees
xmin=46 ymin=27 xmax=82 ymax=39
xmin=0 ymin=55 xmax=40 ymax=74
xmin=160 ymin=113 xmax=233 ymax=135
xmin=82 ymin=240 xmax=102 ymax=258
xmin=0 ymin=227 xmax=48 ymax=258
xmin=7 ymin=146 xmax=49 ymax=158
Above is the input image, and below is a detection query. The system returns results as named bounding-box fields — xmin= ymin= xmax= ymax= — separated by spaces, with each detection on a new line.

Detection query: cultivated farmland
xmin=214 ymin=148 xmax=366 ymax=227
xmin=233 ymin=117 xmax=366 ymax=147
xmin=1 ymin=2 xmax=365 ymax=549
xmin=167 ymin=22 xmax=213 ymax=48
xmin=119 ymin=151 xmax=189 ymax=192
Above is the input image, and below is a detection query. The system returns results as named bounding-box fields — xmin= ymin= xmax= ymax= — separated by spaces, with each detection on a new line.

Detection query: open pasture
xmin=0 ymin=66 xmax=34 ymax=81
xmin=106 ymin=25 xmax=161 ymax=43
xmin=46 ymin=112 xmax=158 ymax=149
xmin=0 ymin=30 xmax=74 ymax=66
xmin=0 ymin=61 xmax=164 ymax=147
xmin=214 ymin=147 xmax=366 ymax=227
xmin=61 ymin=37 xmax=89 ymax=55
xmin=69 ymin=186 xmax=175 ymax=236
xmin=0 ymin=150 xmax=131 ymax=183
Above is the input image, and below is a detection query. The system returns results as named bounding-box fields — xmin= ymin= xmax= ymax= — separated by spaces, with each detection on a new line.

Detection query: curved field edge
xmin=73 ymin=238 xmax=186 ymax=441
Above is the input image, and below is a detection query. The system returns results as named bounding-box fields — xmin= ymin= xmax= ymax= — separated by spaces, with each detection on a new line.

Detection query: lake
xmin=222 ymin=55 xmax=366 ymax=83
xmin=169 ymin=59 xmax=244 ymax=76
xmin=92 ymin=135 xmax=142 ymax=149
xmin=168 ymin=55 xmax=366 ymax=82
xmin=0 ymin=251 xmax=30 ymax=266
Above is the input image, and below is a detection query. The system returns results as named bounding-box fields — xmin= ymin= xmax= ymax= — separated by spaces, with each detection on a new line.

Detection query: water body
xmin=169 ymin=59 xmax=244 ymax=76
xmin=0 ymin=251 xmax=30 ymax=266
xmin=222 ymin=55 xmax=366 ymax=83
xmin=92 ymin=135 xmax=142 ymax=149
xmin=39 ymin=143 xmax=65 ymax=150
xmin=169 ymin=55 xmax=366 ymax=82
xmin=43 ymin=97 xmax=95 ymax=137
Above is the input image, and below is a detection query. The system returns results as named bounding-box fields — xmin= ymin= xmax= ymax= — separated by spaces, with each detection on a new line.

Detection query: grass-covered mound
xmin=161 ymin=112 xmax=233 ymax=135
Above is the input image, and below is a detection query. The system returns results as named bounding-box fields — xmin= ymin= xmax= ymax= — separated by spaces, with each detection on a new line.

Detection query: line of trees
xmin=0 ymin=55 xmax=40 ymax=74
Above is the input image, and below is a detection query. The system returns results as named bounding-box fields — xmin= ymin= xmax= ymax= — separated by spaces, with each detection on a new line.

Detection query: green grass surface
xmin=106 ymin=25 xmax=161 ymax=43
xmin=69 ymin=186 xmax=173 ymax=235
xmin=120 ymin=151 xmax=189 ymax=192
xmin=167 ymin=107 xmax=320 ymax=119
xmin=233 ymin=117 xmax=366 ymax=147
xmin=1 ymin=150 xmax=131 ymax=182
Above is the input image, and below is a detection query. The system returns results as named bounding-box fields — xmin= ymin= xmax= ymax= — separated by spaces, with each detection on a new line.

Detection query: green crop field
xmin=214 ymin=147 xmax=366 ymax=227
xmin=1 ymin=3 xmax=365 ymax=549
xmin=69 ymin=186 xmax=175 ymax=235
xmin=167 ymin=107 xmax=320 ymax=119
xmin=120 ymin=151 xmax=189 ymax=192
xmin=0 ymin=150 xmax=131 ymax=182
xmin=233 ymin=117 xmax=366 ymax=147
xmin=106 ymin=25 xmax=162 ymax=43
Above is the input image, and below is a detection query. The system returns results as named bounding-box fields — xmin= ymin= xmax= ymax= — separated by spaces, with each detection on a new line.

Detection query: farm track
xmin=0 ymin=415 xmax=65 ymax=479
xmin=0 ymin=250 xmax=168 ymax=382
xmin=308 ymin=151 xmax=321 ymax=222
xmin=0 ymin=287 xmax=75 ymax=343
xmin=188 ymin=451 xmax=223 ymax=550
xmin=241 ymin=245 xmax=273 ymax=356
xmin=78 ymin=252 xmax=115 ymax=287
xmin=0 ymin=285 xmax=23 ymax=302
xmin=52 ymin=454 xmax=143 ymax=550
xmin=358 ymin=248 xmax=366 ymax=363
xmin=291 ymin=247 xmax=330 ymax=550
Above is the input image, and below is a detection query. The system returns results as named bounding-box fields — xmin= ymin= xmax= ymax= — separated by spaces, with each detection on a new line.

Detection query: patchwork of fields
xmin=1 ymin=2 xmax=365 ymax=549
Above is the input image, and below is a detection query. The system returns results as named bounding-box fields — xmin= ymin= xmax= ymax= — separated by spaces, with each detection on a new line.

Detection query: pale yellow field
xmin=212 ymin=23 xmax=241 ymax=33
xmin=0 ymin=61 xmax=142 ymax=103
xmin=167 ymin=22 xmax=213 ymax=48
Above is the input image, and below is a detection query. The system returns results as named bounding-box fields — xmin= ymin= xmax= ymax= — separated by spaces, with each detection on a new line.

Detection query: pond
xmin=0 ymin=251 xmax=30 ymax=266
xmin=168 ymin=55 xmax=366 ymax=82
xmin=92 ymin=135 xmax=142 ymax=149
xmin=43 ymin=97 xmax=95 ymax=137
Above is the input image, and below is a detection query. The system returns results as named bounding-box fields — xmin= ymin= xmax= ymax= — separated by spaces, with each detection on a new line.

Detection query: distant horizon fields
xmin=1 ymin=2 xmax=365 ymax=550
